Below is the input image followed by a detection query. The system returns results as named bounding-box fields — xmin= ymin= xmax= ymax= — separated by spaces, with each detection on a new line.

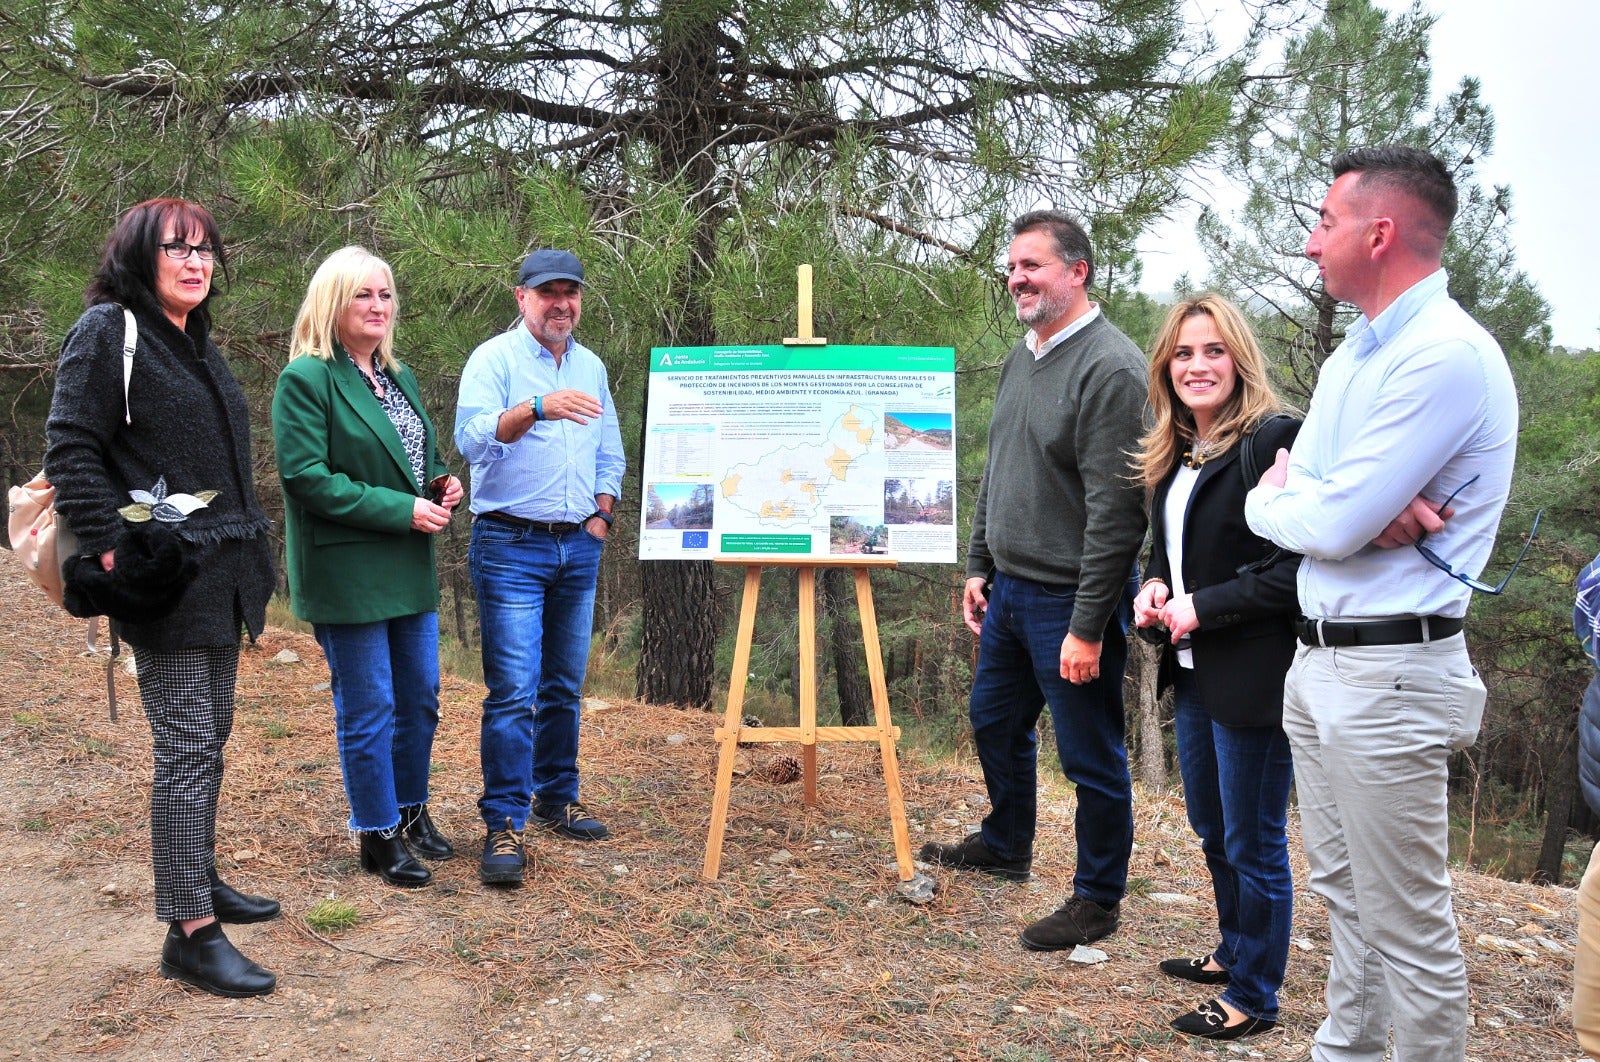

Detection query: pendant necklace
xmin=1182 ymin=438 xmax=1217 ymax=469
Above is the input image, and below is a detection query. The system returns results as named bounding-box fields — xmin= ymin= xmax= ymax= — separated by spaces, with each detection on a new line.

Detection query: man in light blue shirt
xmin=455 ymin=249 xmax=625 ymax=886
xmin=1246 ymin=147 xmax=1518 ymax=1060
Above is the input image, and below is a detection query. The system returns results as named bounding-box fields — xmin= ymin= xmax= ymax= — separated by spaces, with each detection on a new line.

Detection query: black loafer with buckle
xmin=1170 ymin=999 xmax=1277 ymax=1041
xmin=1159 ymin=954 xmax=1230 ymax=985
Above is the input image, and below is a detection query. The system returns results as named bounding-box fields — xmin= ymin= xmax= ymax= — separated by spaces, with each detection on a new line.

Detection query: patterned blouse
xmin=353 ymin=354 xmax=427 ymax=492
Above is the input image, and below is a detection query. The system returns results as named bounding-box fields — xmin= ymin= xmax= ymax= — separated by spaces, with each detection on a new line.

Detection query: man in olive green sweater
xmin=921 ymin=209 xmax=1148 ymax=950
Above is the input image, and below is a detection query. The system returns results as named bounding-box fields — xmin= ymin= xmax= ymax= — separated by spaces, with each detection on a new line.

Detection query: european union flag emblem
xmin=682 ymin=531 xmax=709 ymax=549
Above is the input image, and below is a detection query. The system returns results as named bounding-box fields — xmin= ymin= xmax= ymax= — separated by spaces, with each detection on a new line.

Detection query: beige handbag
xmin=5 ymin=308 xmax=136 ymax=720
xmin=6 ymin=307 xmax=135 ymax=600
xmin=7 ymin=474 xmax=75 ymax=606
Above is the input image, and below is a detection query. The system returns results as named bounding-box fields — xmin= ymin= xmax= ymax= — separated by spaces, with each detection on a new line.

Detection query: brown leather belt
xmin=476 ymin=511 xmax=580 ymax=534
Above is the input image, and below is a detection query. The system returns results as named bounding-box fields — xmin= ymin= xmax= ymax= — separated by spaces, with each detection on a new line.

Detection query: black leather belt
xmin=476 ymin=511 xmax=580 ymax=534
xmin=1295 ymin=615 xmax=1463 ymax=648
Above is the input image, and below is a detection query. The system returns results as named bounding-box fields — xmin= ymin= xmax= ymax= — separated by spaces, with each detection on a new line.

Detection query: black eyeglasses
xmin=1413 ymin=474 xmax=1542 ymax=595
xmin=159 ymin=240 xmax=216 ymax=261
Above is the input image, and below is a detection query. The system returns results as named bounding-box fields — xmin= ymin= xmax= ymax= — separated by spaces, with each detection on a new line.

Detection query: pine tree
xmin=4 ymin=0 xmax=1257 ymax=706
xmin=1196 ymin=0 xmax=1549 ymax=401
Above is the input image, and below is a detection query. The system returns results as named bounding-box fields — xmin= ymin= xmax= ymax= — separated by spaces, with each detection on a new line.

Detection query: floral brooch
xmin=118 ymin=476 xmax=216 ymax=523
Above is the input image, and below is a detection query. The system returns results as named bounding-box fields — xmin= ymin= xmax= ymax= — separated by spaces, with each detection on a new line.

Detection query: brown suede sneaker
xmin=917 ymin=832 xmax=1031 ymax=882
xmin=1019 ymin=896 xmax=1120 ymax=950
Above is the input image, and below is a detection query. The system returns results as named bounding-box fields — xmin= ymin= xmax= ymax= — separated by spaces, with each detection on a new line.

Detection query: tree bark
xmin=820 ymin=567 xmax=870 ymax=727
xmin=1534 ymin=728 xmax=1578 ymax=885
xmin=1133 ymin=637 xmax=1166 ymax=793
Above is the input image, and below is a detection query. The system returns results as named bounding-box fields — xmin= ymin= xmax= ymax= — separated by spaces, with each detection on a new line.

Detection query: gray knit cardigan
xmin=44 ymin=303 xmax=273 ymax=650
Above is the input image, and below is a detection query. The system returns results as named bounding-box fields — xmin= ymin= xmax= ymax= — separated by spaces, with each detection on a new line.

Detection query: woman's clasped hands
xmin=1133 ymin=579 xmax=1200 ymax=644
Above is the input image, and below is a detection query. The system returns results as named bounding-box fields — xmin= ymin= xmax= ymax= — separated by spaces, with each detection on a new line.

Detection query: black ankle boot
xmin=160 ymin=921 xmax=276 ymax=997
xmin=208 ymin=866 xmax=281 ymax=924
xmin=398 ymin=803 xmax=455 ymax=861
xmin=358 ymin=829 xmax=432 ymax=887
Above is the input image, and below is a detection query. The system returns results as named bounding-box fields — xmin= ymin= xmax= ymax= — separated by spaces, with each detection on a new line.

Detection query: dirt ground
xmin=0 ymin=559 xmax=1582 ymax=1061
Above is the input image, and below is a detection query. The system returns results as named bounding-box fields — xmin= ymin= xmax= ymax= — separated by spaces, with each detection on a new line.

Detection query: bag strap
xmin=98 ymin=309 xmax=135 ymax=716
xmin=1235 ymin=413 xmax=1297 ymax=576
xmin=1239 ymin=412 xmax=1294 ymax=489
xmin=120 ymin=308 xmax=137 ymax=426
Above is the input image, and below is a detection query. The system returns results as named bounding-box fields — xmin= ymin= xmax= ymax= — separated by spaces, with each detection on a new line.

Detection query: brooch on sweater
xmin=118 ymin=476 xmax=216 ymax=523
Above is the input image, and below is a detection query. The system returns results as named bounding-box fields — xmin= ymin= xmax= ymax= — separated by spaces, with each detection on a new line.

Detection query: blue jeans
xmin=313 ymin=612 xmax=441 ymax=833
xmin=1173 ymin=669 xmax=1294 ymax=1022
xmin=470 ymin=519 xmax=603 ymax=830
xmin=969 ymin=570 xmax=1134 ymax=904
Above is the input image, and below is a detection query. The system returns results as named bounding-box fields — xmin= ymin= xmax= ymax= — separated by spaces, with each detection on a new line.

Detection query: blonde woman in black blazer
xmin=1131 ymin=295 xmax=1301 ymax=1042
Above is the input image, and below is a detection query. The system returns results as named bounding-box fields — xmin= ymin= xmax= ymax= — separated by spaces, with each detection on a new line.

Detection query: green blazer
xmin=272 ymin=348 xmax=447 ymax=624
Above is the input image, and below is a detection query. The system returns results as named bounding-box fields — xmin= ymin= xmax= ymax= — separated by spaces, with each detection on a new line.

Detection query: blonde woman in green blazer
xmin=273 ymin=247 xmax=463 ymax=888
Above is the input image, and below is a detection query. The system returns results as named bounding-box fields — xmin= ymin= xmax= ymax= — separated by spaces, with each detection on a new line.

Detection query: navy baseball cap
xmin=518 ymin=249 xmax=584 ymax=289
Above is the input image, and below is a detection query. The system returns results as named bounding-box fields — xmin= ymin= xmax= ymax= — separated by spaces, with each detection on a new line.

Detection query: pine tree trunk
xmin=637 ymin=560 xmax=719 ymax=707
xmin=820 ymin=567 xmax=870 ymax=727
xmin=1134 ymin=637 xmax=1166 ymax=793
xmin=1534 ymin=728 xmax=1578 ymax=885
xmin=635 ymin=2 xmax=725 ymax=709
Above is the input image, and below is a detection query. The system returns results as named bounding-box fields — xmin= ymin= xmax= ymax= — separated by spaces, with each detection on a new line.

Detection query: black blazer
xmin=1144 ymin=416 xmax=1302 ymax=728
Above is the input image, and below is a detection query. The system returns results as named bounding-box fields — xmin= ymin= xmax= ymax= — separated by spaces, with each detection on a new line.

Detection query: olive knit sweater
xmin=966 ymin=312 xmax=1149 ymax=641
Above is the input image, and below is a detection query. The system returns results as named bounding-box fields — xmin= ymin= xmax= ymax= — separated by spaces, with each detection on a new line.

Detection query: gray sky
xmin=1138 ymin=0 xmax=1599 ymax=348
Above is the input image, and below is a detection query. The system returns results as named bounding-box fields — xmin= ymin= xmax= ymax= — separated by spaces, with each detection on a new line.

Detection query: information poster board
xmin=639 ymin=344 xmax=957 ymax=562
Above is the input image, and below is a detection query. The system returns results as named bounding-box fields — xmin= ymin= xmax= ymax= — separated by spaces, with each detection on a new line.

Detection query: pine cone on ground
xmin=756 ymin=754 xmax=802 ymax=785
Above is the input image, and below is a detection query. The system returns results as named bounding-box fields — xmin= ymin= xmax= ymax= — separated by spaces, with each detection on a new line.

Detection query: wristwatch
xmin=587 ymin=510 xmax=614 ymax=528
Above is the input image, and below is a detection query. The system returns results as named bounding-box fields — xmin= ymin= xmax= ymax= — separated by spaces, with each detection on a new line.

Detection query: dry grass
xmin=0 ymin=559 xmax=1583 ymax=1060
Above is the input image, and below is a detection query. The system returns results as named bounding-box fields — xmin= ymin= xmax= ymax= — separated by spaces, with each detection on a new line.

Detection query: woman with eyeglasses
xmin=1130 ymin=295 xmax=1301 ymax=1041
xmin=45 ymin=199 xmax=279 ymax=997
xmin=273 ymin=247 xmax=463 ymax=889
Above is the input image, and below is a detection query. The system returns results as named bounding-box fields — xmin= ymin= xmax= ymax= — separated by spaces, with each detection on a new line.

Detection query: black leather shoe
xmin=917 ymin=832 xmax=1031 ymax=882
xmin=1159 ymin=954 xmax=1230 ymax=985
xmin=399 ymin=803 xmax=455 ymax=861
xmin=159 ymin=921 xmax=276 ymax=997
xmin=1170 ymin=999 xmax=1277 ymax=1041
xmin=208 ymin=867 xmax=281 ymax=924
xmin=358 ymin=830 xmax=432 ymax=887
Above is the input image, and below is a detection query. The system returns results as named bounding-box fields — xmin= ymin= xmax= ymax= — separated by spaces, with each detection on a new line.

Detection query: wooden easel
xmin=701 ymin=266 xmax=915 ymax=882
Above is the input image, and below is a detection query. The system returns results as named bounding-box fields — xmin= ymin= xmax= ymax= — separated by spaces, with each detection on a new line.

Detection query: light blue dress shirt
xmin=1245 ymin=270 xmax=1518 ymax=620
xmin=454 ymin=324 xmax=626 ymax=522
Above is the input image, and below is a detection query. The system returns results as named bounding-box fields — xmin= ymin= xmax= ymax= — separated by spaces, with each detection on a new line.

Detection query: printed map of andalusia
xmin=719 ymin=405 xmax=877 ymax=526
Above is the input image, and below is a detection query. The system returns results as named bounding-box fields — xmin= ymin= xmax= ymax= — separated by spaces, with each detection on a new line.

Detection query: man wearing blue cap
xmin=455 ymin=249 xmax=626 ymax=885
